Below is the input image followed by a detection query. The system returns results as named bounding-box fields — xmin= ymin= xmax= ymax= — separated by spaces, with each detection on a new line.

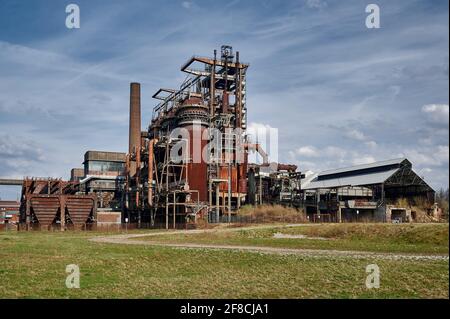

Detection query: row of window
xmin=86 ymin=161 xmax=125 ymax=173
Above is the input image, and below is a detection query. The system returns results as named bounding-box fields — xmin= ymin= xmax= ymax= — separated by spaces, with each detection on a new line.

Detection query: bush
xmin=238 ymin=204 xmax=308 ymax=223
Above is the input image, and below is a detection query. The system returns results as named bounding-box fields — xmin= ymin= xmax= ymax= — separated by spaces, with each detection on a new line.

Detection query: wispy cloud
xmin=306 ymin=0 xmax=327 ymax=9
xmin=181 ymin=1 xmax=192 ymax=9
xmin=422 ymin=104 xmax=449 ymax=125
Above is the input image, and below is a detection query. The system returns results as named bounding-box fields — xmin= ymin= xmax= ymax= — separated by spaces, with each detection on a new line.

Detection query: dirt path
xmin=89 ymin=224 xmax=449 ymax=261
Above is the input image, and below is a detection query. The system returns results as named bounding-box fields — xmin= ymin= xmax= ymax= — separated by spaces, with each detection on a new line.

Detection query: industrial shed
xmin=0 ymin=200 xmax=20 ymax=228
xmin=302 ymin=158 xmax=435 ymax=222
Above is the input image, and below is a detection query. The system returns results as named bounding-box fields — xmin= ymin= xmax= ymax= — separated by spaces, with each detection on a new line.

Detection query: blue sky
xmin=0 ymin=0 xmax=448 ymax=199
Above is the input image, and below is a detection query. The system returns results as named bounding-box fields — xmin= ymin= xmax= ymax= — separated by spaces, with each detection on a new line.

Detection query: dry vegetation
xmin=282 ymin=223 xmax=449 ymax=247
xmin=136 ymin=222 xmax=449 ymax=254
xmin=237 ymin=204 xmax=308 ymax=223
xmin=394 ymin=197 xmax=441 ymax=222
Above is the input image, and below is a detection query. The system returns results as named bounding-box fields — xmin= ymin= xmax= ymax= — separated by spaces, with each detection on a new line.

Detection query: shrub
xmin=238 ymin=204 xmax=308 ymax=223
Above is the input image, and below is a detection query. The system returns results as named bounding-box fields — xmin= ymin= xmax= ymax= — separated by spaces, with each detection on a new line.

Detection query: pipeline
xmin=244 ymin=143 xmax=269 ymax=166
xmin=147 ymin=138 xmax=157 ymax=206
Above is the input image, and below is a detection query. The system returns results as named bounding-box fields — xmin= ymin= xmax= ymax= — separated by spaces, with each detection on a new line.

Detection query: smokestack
xmin=129 ymin=82 xmax=141 ymax=176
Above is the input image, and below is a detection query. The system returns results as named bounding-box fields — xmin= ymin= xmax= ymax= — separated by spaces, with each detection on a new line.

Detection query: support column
xmin=26 ymin=197 xmax=31 ymax=230
xmin=228 ymin=164 xmax=231 ymax=223
xmin=208 ymin=180 xmax=212 ymax=222
xmin=165 ymin=195 xmax=169 ymax=230
xmin=316 ymin=190 xmax=321 ymax=222
xmin=60 ymin=196 xmax=65 ymax=231
xmin=337 ymin=188 xmax=342 ymax=223
xmin=173 ymin=192 xmax=176 ymax=229
xmin=259 ymin=174 xmax=262 ymax=205
xmin=216 ymin=184 xmax=220 ymax=223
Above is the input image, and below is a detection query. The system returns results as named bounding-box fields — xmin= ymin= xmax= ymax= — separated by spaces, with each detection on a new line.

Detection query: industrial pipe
xmin=235 ymin=51 xmax=241 ymax=128
xmin=147 ymin=138 xmax=157 ymax=206
xmin=244 ymin=143 xmax=269 ymax=166
xmin=133 ymin=145 xmax=141 ymax=222
xmin=210 ymin=50 xmax=216 ymax=117
xmin=222 ymin=49 xmax=229 ymax=114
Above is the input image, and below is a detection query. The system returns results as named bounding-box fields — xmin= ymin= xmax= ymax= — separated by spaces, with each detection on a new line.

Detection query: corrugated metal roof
xmin=319 ymin=158 xmax=408 ymax=176
xmin=303 ymin=168 xmax=398 ymax=190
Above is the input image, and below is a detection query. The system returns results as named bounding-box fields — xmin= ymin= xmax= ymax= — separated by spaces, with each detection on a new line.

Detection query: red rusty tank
xmin=175 ymin=97 xmax=209 ymax=202
xmin=218 ymin=155 xmax=248 ymax=194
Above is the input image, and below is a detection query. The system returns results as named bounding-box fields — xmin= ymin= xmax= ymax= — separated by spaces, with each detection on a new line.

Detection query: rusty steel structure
xmin=125 ymin=46 xmax=256 ymax=228
xmin=250 ymin=164 xmax=302 ymax=207
xmin=19 ymin=178 xmax=96 ymax=230
xmin=8 ymin=45 xmax=302 ymax=231
xmin=124 ymin=46 xmax=303 ymax=228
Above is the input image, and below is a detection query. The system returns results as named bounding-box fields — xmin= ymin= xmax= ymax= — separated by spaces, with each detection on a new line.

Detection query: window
xmin=87 ymin=161 xmax=124 ymax=173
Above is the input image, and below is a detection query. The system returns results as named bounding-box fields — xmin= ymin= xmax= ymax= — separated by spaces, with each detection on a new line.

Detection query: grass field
xmin=137 ymin=223 xmax=449 ymax=254
xmin=0 ymin=223 xmax=448 ymax=299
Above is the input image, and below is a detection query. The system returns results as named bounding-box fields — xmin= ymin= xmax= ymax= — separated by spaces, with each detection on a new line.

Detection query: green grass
xmin=0 ymin=225 xmax=448 ymax=298
xmin=138 ymin=223 xmax=449 ymax=254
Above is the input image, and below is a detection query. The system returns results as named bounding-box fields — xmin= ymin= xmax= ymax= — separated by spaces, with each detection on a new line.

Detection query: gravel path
xmin=89 ymin=224 xmax=449 ymax=261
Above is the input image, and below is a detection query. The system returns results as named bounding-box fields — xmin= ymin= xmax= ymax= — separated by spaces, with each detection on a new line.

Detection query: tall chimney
xmin=129 ymin=82 xmax=141 ymax=176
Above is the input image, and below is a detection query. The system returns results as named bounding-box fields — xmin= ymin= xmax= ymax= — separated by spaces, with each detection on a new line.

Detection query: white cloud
xmin=306 ymin=0 xmax=327 ymax=9
xmin=351 ymin=156 xmax=376 ymax=166
xmin=0 ymin=134 xmax=45 ymax=161
xmin=182 ymin=1 xmax=192 ymax=9
xmin=294 ymin=145 xmax=349 ymax=160
xmin=344 ymin=129 xmax=367 ymax=141
xmin=365 ymin=141 xmax=378 ymax=148
xmin=247 ymin=122 xmax=278 ymax=142
xmin=400 ymin=145 xmax=448 ymax=167
xmin=422 ymin=104 xmax=449 ymax=124
xmin=296 ymin=146 xmax=319 ymax=157
xmin=290 ymin=144 xmax=361 ymax=172
xmin=0 ymin=134 xmax=49 ymax=180
xmin=339 ymin=127 xmax=378 ymax=148
xmin=323 ymin=146 xmax=347 ymax=158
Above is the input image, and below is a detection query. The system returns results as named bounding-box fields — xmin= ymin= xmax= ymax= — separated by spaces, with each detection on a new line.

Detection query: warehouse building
xmin=302 ymin=158 xmax=435 ymax=222
xmin=0 ymin=200 xmax=20 ymax=227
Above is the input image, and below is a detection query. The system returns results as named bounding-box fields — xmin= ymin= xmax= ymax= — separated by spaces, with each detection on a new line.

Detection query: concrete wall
xmin=97 ymin=211 xmax=122 ymax=225
xmin=385 ymin=205 xmax=412 ymax=223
